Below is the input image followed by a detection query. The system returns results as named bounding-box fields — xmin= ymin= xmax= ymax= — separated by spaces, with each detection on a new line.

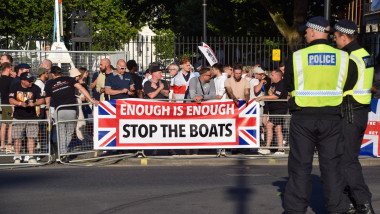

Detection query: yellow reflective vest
xmin=342 ymin=48 xmax=374 ymax=105
xmin=291 ymin=44 xmax=349 ymax=107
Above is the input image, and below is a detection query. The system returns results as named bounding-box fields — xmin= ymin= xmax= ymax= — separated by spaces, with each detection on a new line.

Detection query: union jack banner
xmin=94 ymin=99 xmax=259 ymax=150
xmin=361 ymin=99 xmax=380 ymax=157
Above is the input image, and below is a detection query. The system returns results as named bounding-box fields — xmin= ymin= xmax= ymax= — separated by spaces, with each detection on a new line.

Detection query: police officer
xmin=283 ymin=16 xmax=349 ymax=213
xmin=333 ymin=19 xmax=375 ymax=214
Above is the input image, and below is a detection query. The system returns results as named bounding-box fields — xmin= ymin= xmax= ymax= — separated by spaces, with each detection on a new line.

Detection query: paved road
xmin=1 ymin=164 xmax=379 ymax=214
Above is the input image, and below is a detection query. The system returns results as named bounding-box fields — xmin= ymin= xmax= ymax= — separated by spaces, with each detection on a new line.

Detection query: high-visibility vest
xmin=291 ymin=44 xmax=349 ymax=107
xmin=342 ymin=48 xmax=374 ymax=104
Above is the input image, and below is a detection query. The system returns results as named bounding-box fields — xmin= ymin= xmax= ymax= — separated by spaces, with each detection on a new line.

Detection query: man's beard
xmin=234 ymin=76 xmax=241 ymax=82
xmin=100 ymin=68 xmax=106 ymax=73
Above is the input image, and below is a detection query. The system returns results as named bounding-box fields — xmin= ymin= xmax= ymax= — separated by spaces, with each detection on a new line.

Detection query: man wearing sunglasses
xmin=105 ymin=59 xmax=135 ymax=100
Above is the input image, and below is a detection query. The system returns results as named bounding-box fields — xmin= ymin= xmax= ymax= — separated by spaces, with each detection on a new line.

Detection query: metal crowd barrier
xmin=53 ymin=99 xmax=291 ymax=165
xmin=259 ymin=99 xmax=291 ymax=153
xmin=0 ymin=105 xmax=52 ymax=166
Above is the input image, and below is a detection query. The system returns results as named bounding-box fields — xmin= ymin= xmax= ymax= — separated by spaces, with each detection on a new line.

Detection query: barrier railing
xmin=0 ymin=104 xmax=52 ymax=166
xmin=259 ymin=99 xmax=290 ymax=154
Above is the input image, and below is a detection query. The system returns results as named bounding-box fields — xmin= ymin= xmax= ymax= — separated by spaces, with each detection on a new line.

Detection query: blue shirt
xmin=104 ymin=72 xmax=134 ymax=100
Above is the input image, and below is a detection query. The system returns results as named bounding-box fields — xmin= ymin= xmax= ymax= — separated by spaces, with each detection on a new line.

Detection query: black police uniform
xmin=283 ymin=39 xmax=349 ymax=213
xmin=341 ymin=40 xmax=373 ymax=207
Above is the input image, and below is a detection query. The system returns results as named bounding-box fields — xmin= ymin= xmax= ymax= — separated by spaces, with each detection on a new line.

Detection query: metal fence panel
xmin=54 ymin=103 xmax=95 ymax=160
xmin=0 ymin=104 xmax=51 ymax=165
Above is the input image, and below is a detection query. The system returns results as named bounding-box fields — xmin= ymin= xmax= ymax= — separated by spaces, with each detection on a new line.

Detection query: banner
xmin=361 ymin=99 xmax=380 ymax=157
xmin=198 ymin=42 xmax=218 ymax=66
xmin=94 ymin=99 xmax=260 ymax=150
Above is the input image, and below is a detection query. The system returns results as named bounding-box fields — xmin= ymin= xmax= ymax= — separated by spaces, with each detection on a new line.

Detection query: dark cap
xmin=299 ymin=16 xmax=330 ymax=33
xmin=20 ymin=72 xmax=35 ymax=82
xmin=18 ymin=63 xmax=31 ymax=69
xmin=150 ymin=66 xmax=162 ymax=73
xmin=37 ymin=67 xmax=49 ymax=76
xmin=332 ymin=19 xmax=357 ymax=35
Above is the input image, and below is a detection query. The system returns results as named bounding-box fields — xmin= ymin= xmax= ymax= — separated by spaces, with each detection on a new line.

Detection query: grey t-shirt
xmin=187 ymin=77 xmax=216 ymax=100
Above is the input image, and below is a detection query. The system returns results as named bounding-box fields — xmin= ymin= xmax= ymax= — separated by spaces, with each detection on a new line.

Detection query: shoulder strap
xmin=198 ymin=77 xmax=205 ymax=95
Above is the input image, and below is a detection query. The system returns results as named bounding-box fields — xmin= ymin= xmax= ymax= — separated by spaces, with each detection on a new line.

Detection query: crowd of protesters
xmin=1 ymin=50 xmax=379 ymax=163
xmin=0 ymin=54 xmax=291 ymax=162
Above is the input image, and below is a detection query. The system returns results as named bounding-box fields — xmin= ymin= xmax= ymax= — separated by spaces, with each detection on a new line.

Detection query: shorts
xmin=1 ymin=106 xmax=12 ymax=124
xmin=267 ymin=112 xmax=287 ymax=126
xmin=12 ymin=120 xmax=38 ymax=139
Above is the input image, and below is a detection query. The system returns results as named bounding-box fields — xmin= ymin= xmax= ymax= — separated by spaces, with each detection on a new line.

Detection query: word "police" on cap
xmin=308 ymin=53 xmax=336 ymax=66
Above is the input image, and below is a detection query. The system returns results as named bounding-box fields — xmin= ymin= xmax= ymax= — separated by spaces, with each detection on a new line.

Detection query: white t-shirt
xmin=34 ymin=78 xmax=46 ymax=108
xmin=214 ymin=75 xmax=227 ymax=99
xmin=249 ymin=78 xmax=264 ymax=106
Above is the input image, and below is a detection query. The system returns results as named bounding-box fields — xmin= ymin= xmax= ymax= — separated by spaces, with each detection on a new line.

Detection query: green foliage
xmin=153 ymin=29 xmax=175 ymax=65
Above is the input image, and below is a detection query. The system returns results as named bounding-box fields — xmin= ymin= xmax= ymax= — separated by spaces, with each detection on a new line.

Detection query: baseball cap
xmin=69 ymin=68 xmax=81 ymax=77
xmin=150 ymin=66 xmax=162 ymax=73
xmin=20 ymin=72 xmax=35 ymax=82
xmin=253 ymin=67 xmax=265 ymax=74
xmin=331 ymin=19 xmax=357 ymax=35
xmin=299 ymin=16 xmax=330 ymax=33
xmin=18 ymin=63 xmax=31 ymax=69
xmin=37 ymin=67 xmax=49 ymax=76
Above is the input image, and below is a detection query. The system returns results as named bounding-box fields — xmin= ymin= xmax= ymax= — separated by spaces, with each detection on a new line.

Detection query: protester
xmin=333 ymin=19 xmax=375 ymax=213
xmin=141 ymin=69 xmax=151 ymax=87
xmin=127 ymin=60 xmax=143 ymax=98
xmin=187 ymin=67 xmax=216 ymax=102
xmin=105 ymin=59 xmax=135 ymax=100
xmin=172 ymin=57 xmax=196 ymax=102
xmin=95 ymin=58 xmax=113 ymax=101
xmin=10 ymin=63 xmax=30 ymax=87
xmin=223 ymin=65 xmax=233 ymax=79
xmin=249 ymin=66 xmax=266 ymax=102
xmin=225 ymin=64 xmax=250 ymax=106
xmin=0 ymin=54 xmax=13 ymax=65
xmin=250 ymin=66 xmax=267 ymax=143
xmin=0 ymin=62 xmax=14 ymax=152
xmin=256 ymin=69 xmax=288 ymax=155
xmin=283 ymin=16 xmax=350 ymax=213
xmin=211 ymin=63 xmax=226 ymax=99
xmin=142 ymin=66 xmax=177 ymax=156
xmin=34 ymin=67 xmax=50 ymax=150
xmin=39 ymin=59 xmax=52 ymax=71
xmin=34 ymin=67 xmax=49 ymax=119
xmin=143 ymin=66 xmax=169 ymax=99
xmin=44 ymin=66 xmax=98 ymax=162
xmin=167 ymin=63 xmax=179 ymax=101
xmin=9 ymin=72 xmax=44 ymax=163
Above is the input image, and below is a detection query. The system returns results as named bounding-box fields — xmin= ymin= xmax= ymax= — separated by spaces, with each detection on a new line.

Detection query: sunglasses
xmin=117 ymin=65 xmax=126 ymax=70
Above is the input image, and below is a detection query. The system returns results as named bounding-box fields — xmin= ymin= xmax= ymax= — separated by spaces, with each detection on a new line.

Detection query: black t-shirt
xmin=9 ymin=76 xmax=20 ymax=89
xmin=267 ymin=79 xmax=288 ymax=114
xmin=0 ymin=75 xmax=14 ymax=104
xmin=9 ymin=83 xmax=42 ymax=119
xmin=45 ymin=76 xmax=77 ymax=110
xmin=143 ymin=80 xmax=169 ymax=99
xmin=130 ymin=72 xmax=142 ymax=90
